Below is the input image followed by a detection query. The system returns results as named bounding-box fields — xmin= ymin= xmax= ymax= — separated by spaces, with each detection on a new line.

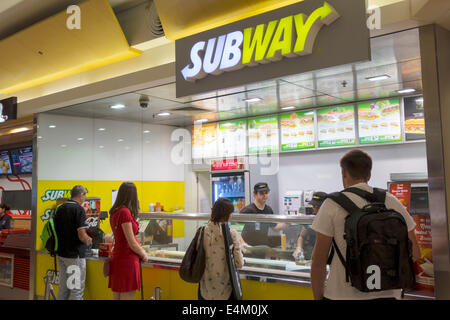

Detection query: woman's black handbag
xmin=179 ymin=226 xmax=206 ymax=283
xmin=221 ymin=223 xmax=243 ymax=300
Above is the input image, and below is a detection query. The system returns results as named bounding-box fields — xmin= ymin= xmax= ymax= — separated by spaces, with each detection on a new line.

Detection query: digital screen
xmin=404 ymin=96 xmax=425 ymax=141
xmin=0 ymin=97 xmax=17 ymax=123
xmin=10 ymin=147 xmax=32 ymax=174
xmin=248 ymin=115 xmax=279 ymax=154
xmin=281 ymin=111 xmax=315 ymax=151
xmin=358 ymin=99 xmax=402 ymax=144
xmin=317 ymin=105 xmax=356 ymax=148
xmin=0 ymin=150 xmax=12 ymax=175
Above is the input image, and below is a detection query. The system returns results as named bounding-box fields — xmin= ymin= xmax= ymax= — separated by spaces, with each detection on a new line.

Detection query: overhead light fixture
xmin=397 ymin=88 xmax=416 ymax=94
xmin=61 ymin=145 xmax=67 ymax=148
xmin=366 ymin=74 xmax=390 ymax=81
xmin=117 ymin=139 xmax=124 ymax=142
xmin=416 ymin=97 xmax=424 ymax=103
xmin=37 ymin=136 xmax=43 ymax=139
xmin=244 ymin=98 xmax=262 ymax=103
xmin=157 ymin=112 xmax=171 ymax=117
xmin=195 ymin=119 xmax=209 ymax=123
xmin=281 ymin=106 xmax=295 ymax=111
xmin=98 ymin=128 xmax=106 ymax=131
xmin=143 ymin=130 xmax=151 ymax=134
xmin=99 ymin=145 xmax=105 ymax=149
xmin=10 ymin=127 xmax=30 ymax=133
xmin=110 ymin=104 xmax=125 ymax=110
xmin=77 ymin=138 xmax=84 ymax=141
xmin=49 ymin=125 xmax=56 ymax=129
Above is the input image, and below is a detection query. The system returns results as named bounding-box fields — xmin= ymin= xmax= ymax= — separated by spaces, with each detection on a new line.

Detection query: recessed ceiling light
xmin=49 ymin=125 xmax=56 ymax=129
xmin=38 ymin=136 xmax=43 ymax=139
xmin=366 ymin=74 xmax=390 ymax=81
xmin=281 ymin=106 xmax=295 ymax=111
xmin=98 ymin=128 xmax=106 ymax=131
xmin=10 ymin=127 xmax=30 ymax=133
xmin=99 ymin=145 xmax=105 ymax=149
xmin=157 ymin=112 xmax=171 ymax=117
xmin=77 ymin=138 xmax=84 ymax=141
xmin=110 ymin=104 xmax=125 ymax=110
xmin=117 ymin=139 xmax=124 ymax=142
xmin=397 ymin=88 xmax=416 ymax=94
xmin=416 ymin=97 xmax=424 ymax=103
xmin=195 ymin=119 xmax=209 ymax=123
xmin=61 ymin=145 xmax=67 ymax=148
xmin=143 ymin=130 xmax=151 ymax=134
xmin=244 ymin=98 xmax=262 ymax=103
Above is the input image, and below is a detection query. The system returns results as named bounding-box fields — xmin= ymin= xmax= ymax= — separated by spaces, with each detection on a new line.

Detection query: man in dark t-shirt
xmin=240 ymin=183 xmax=285 ymax=249
xmin=53 ymin=185 xmax=92 ymax=300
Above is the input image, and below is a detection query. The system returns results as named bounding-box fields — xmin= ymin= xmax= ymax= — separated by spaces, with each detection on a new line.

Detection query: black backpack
xmin=327 ymin=187 xmax=415 ymax=292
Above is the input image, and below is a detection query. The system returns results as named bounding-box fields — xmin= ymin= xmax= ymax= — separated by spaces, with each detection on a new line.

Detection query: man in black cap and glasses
xmin=293 ymin=192 xmax=327 ymax=261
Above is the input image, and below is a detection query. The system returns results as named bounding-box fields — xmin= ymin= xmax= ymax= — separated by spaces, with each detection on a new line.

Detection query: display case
xmin=137 ymin=213 xmax=316 ymax=286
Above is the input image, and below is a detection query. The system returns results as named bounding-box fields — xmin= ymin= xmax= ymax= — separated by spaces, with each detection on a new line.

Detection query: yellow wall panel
xmin=36 ymin=180 xmax=185 ymax=250
xmin=35 ymin=252 xmax=313 ymax=300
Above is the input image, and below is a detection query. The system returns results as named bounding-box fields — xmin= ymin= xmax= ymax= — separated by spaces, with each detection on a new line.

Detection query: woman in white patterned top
xmin=199 ymin=198 xmax=244 ymax=300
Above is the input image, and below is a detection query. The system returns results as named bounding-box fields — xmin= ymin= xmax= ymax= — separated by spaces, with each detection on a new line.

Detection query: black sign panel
xmin=176 ymin=0 xmax=370 ymax=97
xmin=0 ymin=97 xmax=17 ymax=122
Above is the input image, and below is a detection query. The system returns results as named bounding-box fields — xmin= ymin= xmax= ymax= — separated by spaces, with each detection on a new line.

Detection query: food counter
xmin=137 ymin=212 xmax=316 ymax=287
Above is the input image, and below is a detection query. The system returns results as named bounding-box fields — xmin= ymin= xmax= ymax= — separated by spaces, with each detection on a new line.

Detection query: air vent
xmin=149 ymin=1 xmax=164 ymax=37
xmin=168 ymin=106 xmax=210 ymax=116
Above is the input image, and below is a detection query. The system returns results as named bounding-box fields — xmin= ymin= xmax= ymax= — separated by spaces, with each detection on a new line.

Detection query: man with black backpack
xmin=311 ymin=149 xmax=421 ymax=300
xmin=53 ymin=185 xmax=92 ymax=300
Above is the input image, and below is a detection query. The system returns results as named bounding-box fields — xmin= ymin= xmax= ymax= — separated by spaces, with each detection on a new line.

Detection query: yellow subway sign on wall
xmin=175 ymin=0 xmax=370 ymax=97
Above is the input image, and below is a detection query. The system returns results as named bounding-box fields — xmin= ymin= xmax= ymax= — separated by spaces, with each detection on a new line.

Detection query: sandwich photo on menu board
xmin=317 ymin=105 xmax=356 ymax=148
xmin=281 ymin=111 xmax=315 ymax=151
xmin=358 ymin=99 xmax=402 ymax=145
xmin=404 ymin=96 xmax=425 ymax=141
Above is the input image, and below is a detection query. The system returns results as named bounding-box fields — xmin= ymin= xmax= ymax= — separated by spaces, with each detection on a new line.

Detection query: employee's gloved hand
xmin=293 ymin=247 xmax=303 ymax=259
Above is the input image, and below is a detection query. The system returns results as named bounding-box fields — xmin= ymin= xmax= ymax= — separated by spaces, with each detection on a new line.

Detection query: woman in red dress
xmin=108 ymin=182 xmax=148 ymax=300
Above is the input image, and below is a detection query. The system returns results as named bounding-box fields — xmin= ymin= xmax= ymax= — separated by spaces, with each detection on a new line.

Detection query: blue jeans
xmin=56 ymin=256 xmax=86 ymax=300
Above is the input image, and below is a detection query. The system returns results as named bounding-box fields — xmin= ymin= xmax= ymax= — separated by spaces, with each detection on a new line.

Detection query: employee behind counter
xmin=239 ymin=183 xmax=287 ymax=258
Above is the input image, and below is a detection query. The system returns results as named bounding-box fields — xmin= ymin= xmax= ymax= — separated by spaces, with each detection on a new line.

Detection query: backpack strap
xmin=327 ymin=192 xmax=361 ymax=215
xmin=343 ymin=187 xmax=387 ymax=203
xmin=327 ymin=239 xmax=350 ymax=283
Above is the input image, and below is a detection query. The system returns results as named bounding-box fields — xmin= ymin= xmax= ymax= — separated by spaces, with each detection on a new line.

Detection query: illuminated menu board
xmin=0 ymin=150 xmax=12 ymax=174
xmin=192 ymin=123 xmax=218 ymax=159
xmin=404 ymin=96 xmax=425 ymax=141
xmin=248 ymin=115 xmax=279 ymax=154
xmin=358 ymin=99 xmax=401 ymax=144
xmin=280 ymin=111 xmax=315 ymax=151
xmin=317 ymin=105 xmax=356 ymax=148
xmin=218 ymin=120 xmax=247 ymax=157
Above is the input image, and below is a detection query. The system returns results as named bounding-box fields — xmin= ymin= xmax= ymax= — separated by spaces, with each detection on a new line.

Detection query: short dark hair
xmin=211 ymin=198 xmax=234 ymax=223
xmin=71 ymin=185 xmax=87 ymax=198
xmin=340 ymin=149 xmax=372 ymax=180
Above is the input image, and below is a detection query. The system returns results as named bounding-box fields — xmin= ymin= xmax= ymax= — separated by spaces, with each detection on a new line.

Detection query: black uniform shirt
xmin=54 ymin=200 xmax=88 ymax=258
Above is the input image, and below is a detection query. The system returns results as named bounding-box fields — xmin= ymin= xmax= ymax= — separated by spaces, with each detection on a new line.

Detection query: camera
xmin=139 ymin=96 xmax=150 ymax=109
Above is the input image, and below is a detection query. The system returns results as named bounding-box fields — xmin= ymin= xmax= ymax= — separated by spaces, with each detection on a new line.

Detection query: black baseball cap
xmin=254 ymin=183 xmax=270 ymax=193
xmin=308 ymin=192 xmax=328 ymax=207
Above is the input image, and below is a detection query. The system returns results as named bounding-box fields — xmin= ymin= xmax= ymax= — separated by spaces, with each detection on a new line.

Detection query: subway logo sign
xmin=181 ymin=2 xmax=340 ymax=82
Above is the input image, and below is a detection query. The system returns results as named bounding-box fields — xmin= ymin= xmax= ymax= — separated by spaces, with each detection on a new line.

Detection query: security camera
xmin=139 ymin=96 xmax=150 ymax=109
